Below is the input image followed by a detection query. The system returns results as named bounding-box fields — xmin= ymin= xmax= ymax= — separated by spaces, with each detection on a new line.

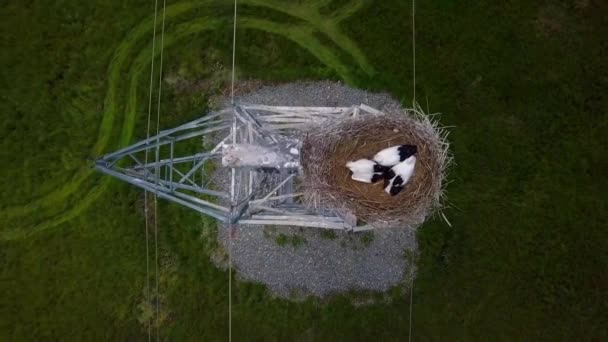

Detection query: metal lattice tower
xmin=95 ymin=104 xmax=383 ymax=231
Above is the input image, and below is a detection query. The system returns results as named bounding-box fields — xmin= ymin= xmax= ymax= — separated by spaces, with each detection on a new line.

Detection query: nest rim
xmin=301 ymin=105 xmax=451 ymax=228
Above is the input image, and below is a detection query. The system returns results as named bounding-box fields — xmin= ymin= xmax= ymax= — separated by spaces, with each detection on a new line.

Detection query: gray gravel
xmin=234 ymin=80 xmax=400 ymax=109
xmin=215 ymin=225 xmax=418 ymax=299
xmin=211 ymin=81 xmax=419 ymax=299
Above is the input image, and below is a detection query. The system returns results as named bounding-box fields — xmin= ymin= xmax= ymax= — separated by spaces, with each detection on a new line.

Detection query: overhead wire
xmin=153 ymin=0 xmax=168 ymax=340
xmin=231 ymin=0 xmax=238 ymax=105
xmin=143 ymin=0 xmax=416 ymax=340
xmin=412 ymin=0 xmax=416 ymax=105
xmin=229 ymin=1 xmax=238 ymax=342
xmin=409 ymin=1 xmax=416 ymax=341
xmin=143 ymin=0 xmax=159 ymax=340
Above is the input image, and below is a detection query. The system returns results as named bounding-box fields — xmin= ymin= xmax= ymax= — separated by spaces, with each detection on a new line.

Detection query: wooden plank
xmin=257 ymin=116 xmax=314 ymax=123
xmin=359 ymin=104 xmax=382 ymax=115
xmin=250 ymin=205 xmax=300 ymax=216
xmin=239 ymin=219 xmax=346 ymax=230
xmin=266 ymin=123 xmax=309 ymax=130
xmin=256 ymin=112 xmax=342 ymax=119
xmin=250 ymin=192 xmax=303 ymax=204
xmin=250 ymin=215 xmax=344 ymax=222
xmin=241 ymin=105 xmax=351 ymax=112
xmin=352 ymin=225 xmax=375 ymax=232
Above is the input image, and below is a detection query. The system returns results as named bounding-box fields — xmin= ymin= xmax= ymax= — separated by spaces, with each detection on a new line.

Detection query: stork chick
xmin=373 ymin=145 xmax=417 ymax=167
xmin=384 ymin=155 xmax=417 ymax=196
xmin=346 ymin=159 xmax=390 ymax=183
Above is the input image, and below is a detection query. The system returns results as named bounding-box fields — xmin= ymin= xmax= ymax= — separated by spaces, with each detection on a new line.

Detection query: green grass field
xmin=1 ymin=0 xmax=606 ymax=340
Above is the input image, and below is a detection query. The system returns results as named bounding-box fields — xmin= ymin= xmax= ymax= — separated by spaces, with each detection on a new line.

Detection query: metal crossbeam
xmin=95 ymin=104 xmax=383 ymax=231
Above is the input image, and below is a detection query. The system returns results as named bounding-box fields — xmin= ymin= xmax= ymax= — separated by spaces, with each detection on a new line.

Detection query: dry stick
xmin=376 ymin=135 xmax=405 ymax=144
xmin=352 ymin=184 xmax=374 ymax=203
xmin=344 ymin=137 xmax=361 ymax=161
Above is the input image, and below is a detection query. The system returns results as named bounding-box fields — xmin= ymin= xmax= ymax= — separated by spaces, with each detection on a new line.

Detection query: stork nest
xmin=300 ymin=106 xmax=451 ymax=227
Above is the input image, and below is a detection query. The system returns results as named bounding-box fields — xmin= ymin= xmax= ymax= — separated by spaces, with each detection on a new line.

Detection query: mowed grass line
xmin=3 ymin=1 xmax=606 ymax=340
xmin=0 ymin=1 xmax=371 ymax=240
xmin=0 ymin=2 xmax=206 ymax=223
xmin=246 ymin=0 xmax=376 ymax=75
xmin=241 ymin=18 xmax=355 ymax=82
xmin=0 ymin=0 xmax=372 ymax=224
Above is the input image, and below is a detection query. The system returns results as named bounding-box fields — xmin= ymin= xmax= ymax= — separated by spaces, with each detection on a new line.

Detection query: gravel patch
xmin=211 ymin=81 xmax=419 ymax=299
xmin=233 ymin=80 xmax=400 ymax=109
xmin=215 ymin=225 xmax=418 ymax=299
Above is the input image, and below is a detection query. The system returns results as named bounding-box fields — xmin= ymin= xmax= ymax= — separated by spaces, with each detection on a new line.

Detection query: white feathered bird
xmin=373 ymin=145 xmax=417 ymax=167
xmin=346 ymin=159 xmax=390 ymax=183
xmin=384 ymin=155 xmax=417 ymax=196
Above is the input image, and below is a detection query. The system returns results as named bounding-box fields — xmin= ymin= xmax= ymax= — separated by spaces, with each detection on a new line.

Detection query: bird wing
xmin=351 ymin=170 xmax=374 ymax=183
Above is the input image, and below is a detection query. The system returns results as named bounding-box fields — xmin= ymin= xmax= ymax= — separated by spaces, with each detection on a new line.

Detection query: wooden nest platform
xmin=301 ymin=106 xmax=451 ymax=227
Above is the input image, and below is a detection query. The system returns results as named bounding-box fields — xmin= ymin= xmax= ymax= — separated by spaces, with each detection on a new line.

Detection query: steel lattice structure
xmin=95 ymin=104 xmax=382 ymax=231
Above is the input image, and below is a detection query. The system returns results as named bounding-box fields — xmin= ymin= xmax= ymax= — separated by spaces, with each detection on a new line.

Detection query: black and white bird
xmin=346 ymin=158 xmax=390 ymax=183
xmin=373 ymin=145 xmax=417 ymax=167
xmin=384 ymin=155 xmax=417 ymax=196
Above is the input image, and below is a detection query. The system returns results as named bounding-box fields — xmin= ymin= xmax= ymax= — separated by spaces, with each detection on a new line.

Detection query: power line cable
xmin=143 ymin=0 xmax=159 ymax=339
xmin=153 ymin=0 xmax=167 ymax=340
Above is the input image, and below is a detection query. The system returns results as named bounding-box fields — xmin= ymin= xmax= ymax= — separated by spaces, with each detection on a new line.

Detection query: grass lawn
xmin=1 ymin=0 xmax=606 ymax=340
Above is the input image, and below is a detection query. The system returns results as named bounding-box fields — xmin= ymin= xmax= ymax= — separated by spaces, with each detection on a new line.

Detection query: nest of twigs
xmin=301 ymin=105 xmax=451 ymax=227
